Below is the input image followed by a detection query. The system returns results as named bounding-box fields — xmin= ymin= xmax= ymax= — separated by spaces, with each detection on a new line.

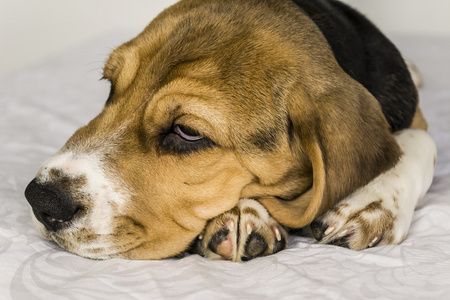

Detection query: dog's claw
xmin=368 ymin=236 xmax=380 ymax=247
xmin=324 ymin=225 xmax=336 ymax=236
xmin=227 ymin=220 xmax=235 ymax=232
xmin=274 ymin=227 xmax=282 ymax=242
xmin=246 ymin=223 xmax=253 ymax=235
xmin=338 ymin=229 xmax=350 ymax=237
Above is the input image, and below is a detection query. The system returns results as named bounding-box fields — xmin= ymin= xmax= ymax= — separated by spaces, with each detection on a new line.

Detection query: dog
xmin=24 ymin=0 xmax=436 ymax=261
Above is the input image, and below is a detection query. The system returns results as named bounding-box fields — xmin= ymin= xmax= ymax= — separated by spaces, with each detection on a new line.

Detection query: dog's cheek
xmin=174 ymin=151 xmax=255 ymax=220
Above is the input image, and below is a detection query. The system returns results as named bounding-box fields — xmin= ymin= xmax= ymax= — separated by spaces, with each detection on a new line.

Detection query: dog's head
xmin=24 ymin=0 xmax=400 ymax=259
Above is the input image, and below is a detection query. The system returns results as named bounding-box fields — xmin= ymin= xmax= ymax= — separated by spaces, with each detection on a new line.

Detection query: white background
xmin=1 ymin=0 xmax=450 ymax=78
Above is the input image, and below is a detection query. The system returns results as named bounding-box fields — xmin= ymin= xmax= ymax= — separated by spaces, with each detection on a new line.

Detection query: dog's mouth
xmin=32 ymin=207 xmax=83 ymax=232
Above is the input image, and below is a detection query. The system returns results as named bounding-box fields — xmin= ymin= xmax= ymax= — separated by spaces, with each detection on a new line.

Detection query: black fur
xmin=291 ymin=0 xmax=418 ymax=132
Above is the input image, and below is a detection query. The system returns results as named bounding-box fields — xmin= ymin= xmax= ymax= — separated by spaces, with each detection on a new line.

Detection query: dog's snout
xmin=25 ymin=178 xmax=81 ymax=231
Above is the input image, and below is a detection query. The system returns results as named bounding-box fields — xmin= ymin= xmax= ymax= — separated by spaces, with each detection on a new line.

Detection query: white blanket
xmin=1 ymin=33 xmax=449 ymax=300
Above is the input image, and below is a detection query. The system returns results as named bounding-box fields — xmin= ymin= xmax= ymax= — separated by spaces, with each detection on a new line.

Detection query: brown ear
xmin=260 ymin=79 xmax=401 ymax=228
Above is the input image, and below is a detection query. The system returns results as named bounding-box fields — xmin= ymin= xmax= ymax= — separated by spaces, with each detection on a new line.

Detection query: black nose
xmin=24 ymin=178 xmax=81 ymax=232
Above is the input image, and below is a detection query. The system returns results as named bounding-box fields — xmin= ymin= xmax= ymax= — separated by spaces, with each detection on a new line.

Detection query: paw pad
xmin=190 ymin=199 xmax=288 ymax=261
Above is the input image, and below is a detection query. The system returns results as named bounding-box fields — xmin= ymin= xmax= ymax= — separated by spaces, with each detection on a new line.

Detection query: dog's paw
xmin=190 ymin=199 xmax=288 ymax=262
xmin=311 ymin=129 xmax=437 ymax=250
xmin=310 ymin=196 xmax=398 ymax=250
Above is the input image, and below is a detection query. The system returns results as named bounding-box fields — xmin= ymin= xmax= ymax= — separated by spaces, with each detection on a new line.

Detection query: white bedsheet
xmin=1 ymin=33 xmax=449 ymax=300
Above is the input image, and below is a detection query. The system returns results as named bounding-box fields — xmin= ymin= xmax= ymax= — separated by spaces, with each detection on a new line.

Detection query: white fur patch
xmin=34 ymin=151 xmax=131 ymax=237
xmin=317 ymin=128 xmax=436 ymax=247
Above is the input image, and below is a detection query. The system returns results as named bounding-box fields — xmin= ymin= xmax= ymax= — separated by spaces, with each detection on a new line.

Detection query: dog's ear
xmin=261 ymin=77 xmax=402 ymax=228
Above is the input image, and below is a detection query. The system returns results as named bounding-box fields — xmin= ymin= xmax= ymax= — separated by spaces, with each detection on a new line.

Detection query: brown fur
xmin=410 ymin=104 xmax=428 ymax=130
xmin=43 ymin=0 xmax=420 ymax=259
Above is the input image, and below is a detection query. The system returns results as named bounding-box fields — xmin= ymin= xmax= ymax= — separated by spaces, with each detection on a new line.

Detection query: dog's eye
xmin=160 ymin=124 xmax=215 ymax=154
xmin=174 ymin=125 xmax=203 ymax=141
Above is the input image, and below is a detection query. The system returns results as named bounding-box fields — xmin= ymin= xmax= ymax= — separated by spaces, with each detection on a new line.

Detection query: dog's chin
xmin=31 ymin=214 xmax=139 ymax=260
xmin=31 ymin=212 xmax=197 ymax=260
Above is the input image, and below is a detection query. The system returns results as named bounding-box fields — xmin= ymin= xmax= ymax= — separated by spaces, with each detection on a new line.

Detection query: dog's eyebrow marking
xmin=249 ymin=125 xmax=281 ymax=151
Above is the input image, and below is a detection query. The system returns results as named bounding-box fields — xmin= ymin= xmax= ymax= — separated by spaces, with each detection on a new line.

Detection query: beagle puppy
xmin=24 ymin=0 xmax=436 ymax=261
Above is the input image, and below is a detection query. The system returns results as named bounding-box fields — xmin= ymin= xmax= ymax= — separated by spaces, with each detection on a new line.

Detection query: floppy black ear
xmin=261 ymin=76 xmax=402 ymax=228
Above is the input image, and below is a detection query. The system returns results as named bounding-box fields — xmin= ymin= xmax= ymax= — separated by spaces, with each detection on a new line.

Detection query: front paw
xmin=190 ymin=199 xmax=288 ymax=262
xmin=311 ymin=129 xmax=437 ymax=250
xmin=311 ymin=198 xmax=397 ymax=250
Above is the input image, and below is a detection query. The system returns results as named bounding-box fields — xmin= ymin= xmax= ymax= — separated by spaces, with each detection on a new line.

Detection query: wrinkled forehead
xmin=101 ymin=56 xmax=259 ymax=127
xmin=113 ymin=44 xmax=285 ymax=98
xmin=96 ymin=21 xmax=294 ymax=152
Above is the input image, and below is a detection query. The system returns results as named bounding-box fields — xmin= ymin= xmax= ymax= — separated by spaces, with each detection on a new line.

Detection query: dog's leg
xmin=190 ymin=199 xmax=288 ymax=262
xmin=310 ymin=129 xmax=436 ymax=249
